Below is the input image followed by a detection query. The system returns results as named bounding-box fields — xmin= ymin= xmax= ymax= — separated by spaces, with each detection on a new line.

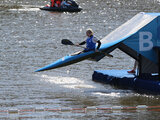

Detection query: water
xmin=0 ymin=0 xmax=160 ymax=119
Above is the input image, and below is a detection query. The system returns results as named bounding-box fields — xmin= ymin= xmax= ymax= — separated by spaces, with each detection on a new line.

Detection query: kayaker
xmin=77 ymin=29 xmax=101 ymax=52
xmin=55 ymin=0 xmax=62 ymax=7
xmin=50 ymin=0 xmax=55 ymax=7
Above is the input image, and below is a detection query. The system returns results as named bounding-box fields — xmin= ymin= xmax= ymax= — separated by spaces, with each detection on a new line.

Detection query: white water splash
xmin=9 ymin=7 xmax=40 ymax=11
xmin=93 ymin=92 xmax=120 ymax=97
xmin=41 ymin=74 xmax=97 ymax=89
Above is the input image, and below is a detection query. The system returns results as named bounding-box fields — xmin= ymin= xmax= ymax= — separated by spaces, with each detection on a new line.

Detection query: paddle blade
xmin=61 ymin=39 xmax=74 ymax=45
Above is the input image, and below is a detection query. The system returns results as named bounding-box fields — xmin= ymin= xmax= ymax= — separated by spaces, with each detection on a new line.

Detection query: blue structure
xmin=93 ymin=12 xmax=160 ymax=94
xmin=118 ymin=13 xmax=160 ymax=74
xmin=92 ymin=70 xmax=160 ymax=94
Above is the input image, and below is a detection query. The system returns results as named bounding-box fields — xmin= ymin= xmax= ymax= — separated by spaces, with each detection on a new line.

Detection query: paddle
xmin=61 ymin=39 xmax=113 ymax=57
xmin=61 ymin=39 xmax=85 ymax=48
xmin=61 ymin=39 xmax=74 ymax=45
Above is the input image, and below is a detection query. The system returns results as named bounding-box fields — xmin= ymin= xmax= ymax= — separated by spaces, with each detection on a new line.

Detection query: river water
xmin=1 ymin=0 xmax=160 ymax=119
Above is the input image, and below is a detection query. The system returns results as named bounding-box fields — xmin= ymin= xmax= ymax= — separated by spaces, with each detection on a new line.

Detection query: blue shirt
xmin=85 ymin=35 xmax=98 ymax=51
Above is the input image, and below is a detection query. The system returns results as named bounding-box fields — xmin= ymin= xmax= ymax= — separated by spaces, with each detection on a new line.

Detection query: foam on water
xmin=9 ymin=8 xmax=40 ymax=11
xmin=40 ymin=74 xmax=107 ymax=90
xmin=93 ymin=92 xmax=121 ymax=97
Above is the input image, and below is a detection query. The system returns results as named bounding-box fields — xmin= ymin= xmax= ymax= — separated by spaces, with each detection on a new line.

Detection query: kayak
xmin=35 ymin=50 xmax=105 ymax=72
xmin=40 ymin=6 xmax=82 ymax=12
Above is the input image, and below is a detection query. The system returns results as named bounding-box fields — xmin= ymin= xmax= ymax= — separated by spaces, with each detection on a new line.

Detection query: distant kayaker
xmin=77 ymin=29 xmax=101 ymax=52
xmin=50 ymin=0 xmax=55 ymax=7
xmin=50 ymin=0 xmax=78 ymax=8
xmin=55 ymin=0 xmax=62 ymax=7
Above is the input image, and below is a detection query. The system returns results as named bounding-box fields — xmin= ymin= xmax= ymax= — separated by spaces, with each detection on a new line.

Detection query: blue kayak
xmin=35 ymin=50 xmax=105 ymax=72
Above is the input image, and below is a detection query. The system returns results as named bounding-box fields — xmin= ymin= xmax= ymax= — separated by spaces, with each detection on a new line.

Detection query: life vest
xmin=86 ymin=35 xmax=96 ymax=50
xmin=56 ymin=0 xmax=62 ymax=7
xmin=51 ymin=0 xmax=55 ymax=7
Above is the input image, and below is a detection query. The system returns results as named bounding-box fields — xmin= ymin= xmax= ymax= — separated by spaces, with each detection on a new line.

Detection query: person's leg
xmin=71 ymin=49 xmax=91 ymax=56
xmin=127 ymin=61 xmax=137 ymax=73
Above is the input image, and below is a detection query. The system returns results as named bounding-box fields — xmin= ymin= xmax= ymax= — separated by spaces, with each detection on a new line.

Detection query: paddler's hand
xmin=75 ymin=43 xmax=80 ymax=46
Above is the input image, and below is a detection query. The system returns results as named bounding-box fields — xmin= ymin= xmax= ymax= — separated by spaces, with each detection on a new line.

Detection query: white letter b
xmin=139 ymin=32 xmax=153 ymax=51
